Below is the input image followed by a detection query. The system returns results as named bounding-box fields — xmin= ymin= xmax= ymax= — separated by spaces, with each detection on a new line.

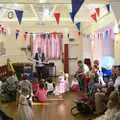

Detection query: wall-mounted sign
xmin=8 ymin=11 xmax=14 ymax=19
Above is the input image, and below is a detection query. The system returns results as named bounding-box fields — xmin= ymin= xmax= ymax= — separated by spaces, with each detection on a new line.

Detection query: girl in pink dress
xmin=35 ymin=83 xmax=47 ymax=102
xmin=54 ymin=74 xmax=66 ymax=96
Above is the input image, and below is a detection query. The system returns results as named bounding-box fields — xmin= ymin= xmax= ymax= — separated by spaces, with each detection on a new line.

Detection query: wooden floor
xmin=0 ymin=92 xmax=95 ymax=120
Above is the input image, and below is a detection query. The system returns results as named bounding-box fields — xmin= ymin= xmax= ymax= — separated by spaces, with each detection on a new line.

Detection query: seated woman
xmin=35 ymin=82 xmax=48 ymax=102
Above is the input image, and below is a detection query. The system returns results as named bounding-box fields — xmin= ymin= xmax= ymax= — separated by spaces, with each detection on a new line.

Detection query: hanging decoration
xmin=0 ymin=25 xmax=7 ymax=35
xmin=54 ymin=12 xmax=60 ymax=24
xmin=95 ymin=8 xmax=100 ymax=17
xmin=16 ymin=29 xmax=20 ymax=40
xmin=75 ymin=22 xmax=81 ymax=31
xmin=8 ymin=11 xmax=14 ymax=19
xmin=24 ymin=32 xmax=28 ymax=40
xmin=70 ymin=0 xmax=84 ymax=23
xmin=91 ymin=13 xmax=97 ymax=22
xmin=86 ymin=25 xmax=114 ymax=41
xmin=15 ymin=10 xmax=24 ymax=24
xmin=105 ymin=30 xmax=109 ymax=40
xmin=106 ymin=4 xmax=110 ymax=13
xmin=52 ymin=32 xmax=57 ymax=39
xmin=69 ymin=12 xmax=75 ymax=23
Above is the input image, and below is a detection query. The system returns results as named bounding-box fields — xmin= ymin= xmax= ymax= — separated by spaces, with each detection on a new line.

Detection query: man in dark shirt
xmin=34 ymin=48 xmax=45 ymax=81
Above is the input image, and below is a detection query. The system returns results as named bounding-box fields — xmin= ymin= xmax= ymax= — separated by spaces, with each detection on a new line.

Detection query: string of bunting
xmin=15 ymin=30 xmax=63 ymax=40
xmin=0 ymin=6 xmax=24 ymax=24
xmin=86 ymin=26 xmax=114 ymax=41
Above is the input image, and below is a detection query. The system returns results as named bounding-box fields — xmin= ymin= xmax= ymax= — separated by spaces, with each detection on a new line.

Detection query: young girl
xmin=17 ymin=88 xmax=33 ymax=120
xmin=64 ymin=73 xmax=70 ymax=92
xmin=54 ymin=72 xmax=66 ymax=96
xmin=35 ymin=82 xmax=48 ymax=102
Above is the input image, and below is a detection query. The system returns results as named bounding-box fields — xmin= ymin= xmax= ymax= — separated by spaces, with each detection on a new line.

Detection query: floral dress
xmin=17 ymin=94 xmax=33 ymax=120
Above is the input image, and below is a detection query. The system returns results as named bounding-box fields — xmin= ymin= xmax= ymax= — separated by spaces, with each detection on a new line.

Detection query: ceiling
xmin=0 ymin=0 xmax=116 ymax=29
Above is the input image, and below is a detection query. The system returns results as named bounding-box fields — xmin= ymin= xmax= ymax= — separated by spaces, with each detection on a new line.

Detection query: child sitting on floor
xmin=45 ymin=78 xmax=54 ymax=95
xmin=35 ymin=82 xmax=48 ymax=102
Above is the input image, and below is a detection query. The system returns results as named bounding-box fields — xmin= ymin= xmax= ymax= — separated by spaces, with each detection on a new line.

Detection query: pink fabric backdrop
xmin=32 ymin=33 xmax=63 ymax=59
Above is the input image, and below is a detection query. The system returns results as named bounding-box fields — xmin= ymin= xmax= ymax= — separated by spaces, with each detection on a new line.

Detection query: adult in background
xmin=114 ymin=66 xmax=120 ymax=89
xmin=93 ymin=60 xmax=105 ymax=86
xmin=74 ymin=60 xmax=89 ymax=92
xmin=34 ymin=48 xmax=45 ymax=81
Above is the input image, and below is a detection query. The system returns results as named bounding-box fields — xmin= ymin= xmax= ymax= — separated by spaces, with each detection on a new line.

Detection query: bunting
xmin=69 ymin=12 xmax=75 ymax=23
xmin=54 ymin=13 xmax=60 ymax=24
xmin=95 ymin=8 xmax=100 ymax=17
xmin=15 ymin=10 xmax=24 ymax=24
xmin=75 ymin=22 xmax=81 ymax=31
xmin=70 ymin=0 xmax=84 ymax=22
xmin=91 ymin=13 xmax=97 ymax=22
xmin=106 ymin=4 xmax=110 ymax=13
xmin=16 ymin=29 xmax=20 ymax=40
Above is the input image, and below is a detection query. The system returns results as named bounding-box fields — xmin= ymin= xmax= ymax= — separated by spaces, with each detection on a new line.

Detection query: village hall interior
xmin=0 ymin=0 xmax=120 ymax=120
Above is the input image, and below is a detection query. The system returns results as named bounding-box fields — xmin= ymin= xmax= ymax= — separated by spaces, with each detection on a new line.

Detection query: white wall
xmin=0 ymin=22 xmax=83 ymax=75
xmin=82 ymin=12 xmax=116 ymax=62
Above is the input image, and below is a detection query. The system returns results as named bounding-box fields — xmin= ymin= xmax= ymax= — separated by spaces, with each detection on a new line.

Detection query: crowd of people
xmin=0 ymin=57 xmax=120 ymax=120
xmin=0 ymin=69 xmax=69 ymax=120
xmin=73 ymin=58 xmax=120 ymax=120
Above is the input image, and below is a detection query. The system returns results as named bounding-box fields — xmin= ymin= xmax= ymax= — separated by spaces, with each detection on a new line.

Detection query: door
xmin=68 ymin=44 xmax=78 ymax=75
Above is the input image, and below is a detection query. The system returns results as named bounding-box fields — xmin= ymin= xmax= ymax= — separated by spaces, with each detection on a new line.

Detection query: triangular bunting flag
xmin=71 ymin=0 xmax=84 ymax=19
xmin=15 ymin=10 xmax=24 ymax=24
xmin=105 ymin=30 xmax=109 ymax=40
xmin=75 ymin=22 xmax=81 ymax=31
xmin=69 ymin=12 xmax=75 ymax=23
xmin=106 ymin=4 xmax=110 ymax=12
xmin=91 ymin=13 xmax=97 ymax=22
xmin=54 ymin=13 xmax=60 ymax=24
xmin=16 ymin=32 xmax=19 ymax=40
xmin=95 ymin=8 xmax=100 ymax=17
xmin=16 ymin=29 xmax=20 ymax=40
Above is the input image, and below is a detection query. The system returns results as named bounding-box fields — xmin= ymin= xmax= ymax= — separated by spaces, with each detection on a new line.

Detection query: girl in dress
xmin=35 ymin=82 xmax=48 ymax=102
xmin=17 ymin=88 xmax=33 ymax=120
xmin=54 ymin=72 xmax=66 ymax=96
xmin=64 ymin=73 xmax=70 ymax=92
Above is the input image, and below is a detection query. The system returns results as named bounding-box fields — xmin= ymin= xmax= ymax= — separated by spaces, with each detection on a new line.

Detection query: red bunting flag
xmin=95 ymin=8 xmax=100 ymax=17
xmin=52 ymin=32 xmax=57 ymax=39
xmin=54 ymin=13 xmax=60 ymax=24
xmin=91 ymin=13 xmax=97 ymax=22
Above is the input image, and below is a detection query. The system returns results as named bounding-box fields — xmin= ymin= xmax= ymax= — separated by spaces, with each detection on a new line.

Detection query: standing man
xmin=34 ymin=48 xmax=45 ymax=81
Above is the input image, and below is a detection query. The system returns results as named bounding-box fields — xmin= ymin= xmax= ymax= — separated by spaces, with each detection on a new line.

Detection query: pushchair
xmin=71 ymin=96 xmax=94 ymax=116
